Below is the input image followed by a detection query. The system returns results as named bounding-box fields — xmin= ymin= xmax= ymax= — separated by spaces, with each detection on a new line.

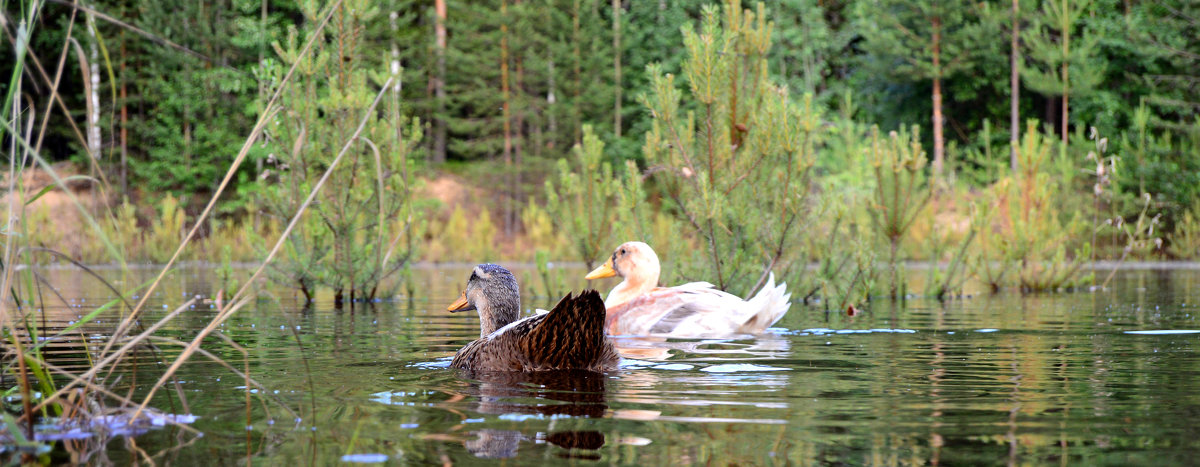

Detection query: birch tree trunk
xmin=86 ymin=9 xmax=101 ymax=162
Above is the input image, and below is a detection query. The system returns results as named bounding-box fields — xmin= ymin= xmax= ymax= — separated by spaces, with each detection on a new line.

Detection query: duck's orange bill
xmin=585 ymin=258 xmax=617 ymax=280
xmin=447 ymin=290 xmax=474 ymax=312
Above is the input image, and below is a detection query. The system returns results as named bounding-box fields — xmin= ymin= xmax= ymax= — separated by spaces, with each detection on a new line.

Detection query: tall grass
xmin=0 ymin=0 xmax=349 ymax=460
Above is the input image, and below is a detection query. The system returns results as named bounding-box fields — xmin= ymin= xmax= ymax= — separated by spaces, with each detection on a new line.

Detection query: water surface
xmin=17 ymin=265 xmax=1200 ymax=465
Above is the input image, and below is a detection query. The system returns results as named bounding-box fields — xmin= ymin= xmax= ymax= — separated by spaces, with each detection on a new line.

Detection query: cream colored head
xmin=585 ymin=241 xmax=661 ymax=307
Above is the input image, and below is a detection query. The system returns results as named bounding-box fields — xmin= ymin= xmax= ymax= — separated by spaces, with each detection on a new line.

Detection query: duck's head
xmin=448 ymin=264 xmax=521 ymax=337
xmin=585 ymin=242 xmax=661 ymax=294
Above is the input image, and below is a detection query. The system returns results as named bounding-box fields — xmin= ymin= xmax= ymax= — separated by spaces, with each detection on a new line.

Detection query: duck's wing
xmin=450 ymin=338 xmax=487 ymax=369
xmin=607 ymin=287 xmax=746 ymax=337
xmin=607 ymin=277 xmax=790 ymax=337
xmin=452 ymin=314 xmax=549 ymax=371
xmin=516 ymin=290 xmax=617 ymax=371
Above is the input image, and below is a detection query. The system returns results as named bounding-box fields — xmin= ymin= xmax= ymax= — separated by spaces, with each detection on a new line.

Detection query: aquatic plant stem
xmin=26 ymin=298 xmax=197 ymax=416
xmin=130 ymin=77 xmax=393 ymax=421
xmin=1 ymin=25 xmax=37 ymax=441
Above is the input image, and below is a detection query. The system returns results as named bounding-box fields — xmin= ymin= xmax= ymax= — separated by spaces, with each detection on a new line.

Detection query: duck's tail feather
xmin=519 ymin=290 xmax=613 ymax=369
xmin=738 ymin=272 xmax=791 ymax=333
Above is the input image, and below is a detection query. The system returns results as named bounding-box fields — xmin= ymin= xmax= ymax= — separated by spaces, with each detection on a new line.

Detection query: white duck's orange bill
xmin=585 ymin=259 xmax=617 ymax=280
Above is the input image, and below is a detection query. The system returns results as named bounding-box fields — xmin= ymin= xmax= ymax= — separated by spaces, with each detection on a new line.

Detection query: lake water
xmin=11 ymin=264 xmax=1200 ymax=465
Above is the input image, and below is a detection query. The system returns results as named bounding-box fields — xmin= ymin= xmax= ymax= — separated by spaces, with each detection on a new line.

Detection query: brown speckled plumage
xmin=449 ymin=265 xmax=619 ymax=373
xmin=451 ymin=290 xmax=619 ymax=372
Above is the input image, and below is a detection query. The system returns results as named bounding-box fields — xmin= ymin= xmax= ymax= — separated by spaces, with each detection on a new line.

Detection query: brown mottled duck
xmin=447 ymin=264 xmax=620 ymax=372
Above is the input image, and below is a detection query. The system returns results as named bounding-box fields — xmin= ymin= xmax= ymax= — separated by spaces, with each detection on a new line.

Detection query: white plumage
xmin=586 ymin=242 xmax=791 ymax=338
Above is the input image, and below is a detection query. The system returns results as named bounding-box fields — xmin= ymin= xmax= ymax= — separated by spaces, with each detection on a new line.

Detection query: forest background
xmin=4 ymin=0 xmax=1200 ymax=304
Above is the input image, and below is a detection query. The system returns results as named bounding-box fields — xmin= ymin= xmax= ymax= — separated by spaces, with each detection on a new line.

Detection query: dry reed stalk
xmin=27 ymin=298 xmax=197 ymax=415
xmin=145 ymin=335 xmax=299 ymax=420
xmin=131 ymin=76 xmax=395 ymax=420
xmin=28 ymin=360 xmax=202 ymax=437
xmin=2 ymin=55 xmax=37 ymax=444
xmin=96 ymin=0 xmax=346 ymax=372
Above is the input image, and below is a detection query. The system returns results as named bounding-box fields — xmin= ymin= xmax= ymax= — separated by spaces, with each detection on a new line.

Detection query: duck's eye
xmin=469 ymin=272 xmax=477 ymax=281
xmin=619 ymin=248 xmax=626 ymax=255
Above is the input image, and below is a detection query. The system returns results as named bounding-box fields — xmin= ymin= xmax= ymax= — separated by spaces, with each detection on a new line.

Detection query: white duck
xmin=584 ymin=242 xmax=791 ymax=337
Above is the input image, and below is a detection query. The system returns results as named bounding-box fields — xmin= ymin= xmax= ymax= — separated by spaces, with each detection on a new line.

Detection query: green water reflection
xmin=21 ymin=265 xmax=1200 ymax=465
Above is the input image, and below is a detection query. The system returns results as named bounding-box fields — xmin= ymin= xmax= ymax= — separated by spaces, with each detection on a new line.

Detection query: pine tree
xmin=616 ymin=0 xmax=696 ymax=158
xmin=123 ymin=0 xmax=291 ymax=197
xmin=1021 ymin=0 xmax=1105 ymax=152
xmin=1133 ymin=0 xmax=1200 ymax=131
xmin=770 ymin=0 xmax=855 ymax=103
xmin=855 ymin=0 xmax=980 ymax=177
xmin=257 ymin=0 xmax=422 ymax=302
xmin=636 ymin=1 xmax=821 ymax=295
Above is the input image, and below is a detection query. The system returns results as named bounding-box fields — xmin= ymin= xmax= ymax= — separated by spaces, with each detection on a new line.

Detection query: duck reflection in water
xmin=464 ymin=429 xmax=605 ymax=460
xmin=453 ymin=370 xmax=609 ymax=459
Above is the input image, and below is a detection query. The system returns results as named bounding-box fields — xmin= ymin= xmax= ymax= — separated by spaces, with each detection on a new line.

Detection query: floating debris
xmin=1124 ymin=330 xmax=1200 ymax=335
xmin=340 ymin=453 xmax=388 ymax=463
xmin=701 ymin=363 xmax=789 ymax=373
xmin=2 ymin=411 xmax=198 ymax=443
xmin=408 ymin=358 xmax=453 ymax=369
xmin=652 ymin=363 xmax=695 ymax=371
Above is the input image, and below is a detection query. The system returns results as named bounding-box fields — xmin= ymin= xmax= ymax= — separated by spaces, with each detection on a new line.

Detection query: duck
xmin=585 ymin=241 xmax=791 ymax=337
xmin=448 ymin=264 xmax=620 ymax=372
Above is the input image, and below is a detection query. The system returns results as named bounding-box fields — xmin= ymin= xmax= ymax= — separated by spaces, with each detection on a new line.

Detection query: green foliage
xmin=770 ymin=0 xmax=855 ymax=102
xmin=1005 ymin=121 xmax=1092 ymax=291
xmin=1128 ymin=0 xmax=1200 ymax=131
xmin=544 ymin=125 xmax=621 ymax=269
xmin=638 ymin=1 xmax=818 ymax=295
xmin=1021 ymin=0 xmax=1104 ymax=95
xmin=1116 ymin=102 xmax=1200 ymax=236
xmin=868 ymin=125 xmax=931 ymax=296
xmin=922 ymin=203 xmax=979 ymax=299
xmin=855 ymin=0 xmax=979 ymax=82
xmin=123 ymin=0 xmax=287 ymax=197
xmin=425 ymin=205 xmax=497 ymax=262
xmin=519 ymin=197 xmax=564 ymax=259
xmin=256 ymin=0 xmax=421 ymax=302
xmin=1098 ymin=193 xmax=1162 ymax=286
xmin=145 ymin=194 xmax=185 ymax=263
xmin=1168 ymin=206 xmax=1200 ymax=259
xmin=969 ymin=192 xmax=1015 ymax=293
xmin=1021 ymin=0 xmax=1105 ymax=145
xmin=867 ymin=126 xmax=932 ymax=297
